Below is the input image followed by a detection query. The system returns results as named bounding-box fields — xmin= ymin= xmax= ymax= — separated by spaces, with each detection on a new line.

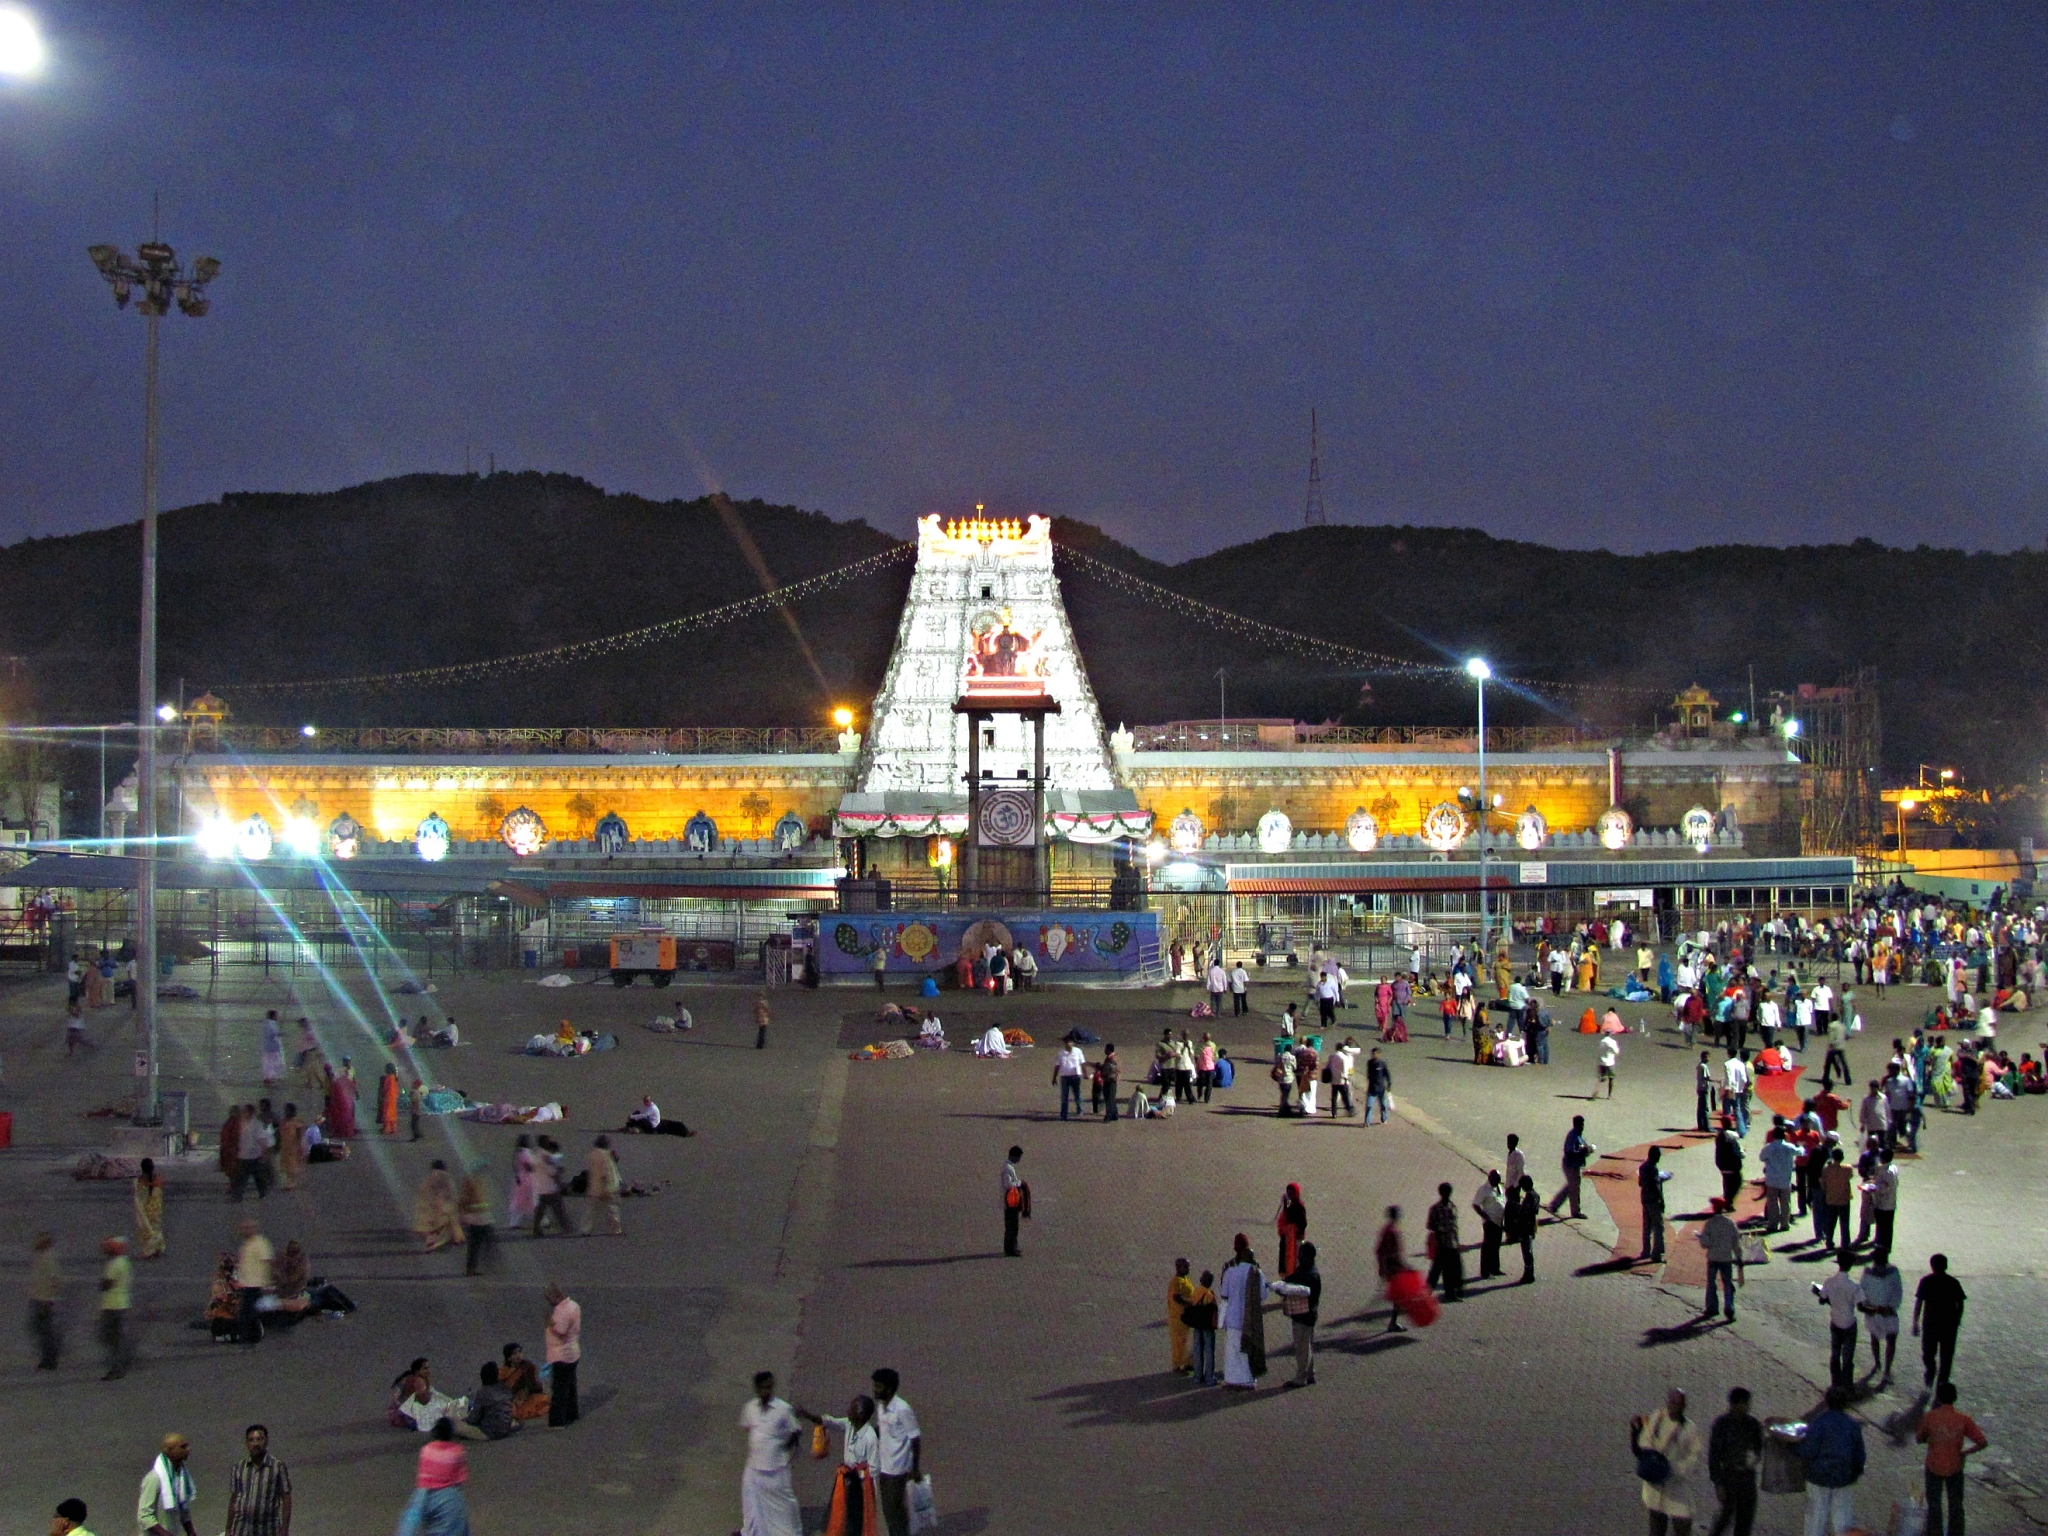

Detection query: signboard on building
xmin=1594 ymin=888 xmax=1655 ymax=908
xmin=1519 ymin=862 xmax=1548 ymax=884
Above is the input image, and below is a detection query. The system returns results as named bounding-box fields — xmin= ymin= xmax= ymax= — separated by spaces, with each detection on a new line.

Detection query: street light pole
xmin=1467 ymin=658 xmax=1492 ymax=953
xmin=1897 ymin=798 xmax=1915 ymax=858
xmin=88 ymin=238 xmax=219 ymax=1124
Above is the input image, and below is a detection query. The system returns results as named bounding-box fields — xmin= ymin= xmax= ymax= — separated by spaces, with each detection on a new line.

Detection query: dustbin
xmin=1761 ymin=1423 xmax=1807 ymax=1494
xmin=159 ymin=1090 xmax=190 ymax=1146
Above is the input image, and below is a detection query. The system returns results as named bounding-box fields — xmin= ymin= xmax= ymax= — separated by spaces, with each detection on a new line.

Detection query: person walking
xmin=1706 ymin=1388 xmax=1762 ymax=1536
xmin=1714 ymin=1118 xmax=1745 ymax=1208
xmin=134 ymin=1158 xmax=167 ymax=1260
xmin=1425 ymin=1181 xmax=1464 ymax=1301
xmin=583 ymin=1137 xmax=623 ymax=1236
xmin=1054 ymin=1038 xmax=1086 ymax=1120
xmin=28 ymin=1231 xmax=62 ymax=1370
xmin=378 ymin=1063 xmax=401 ymax=1137
xmin=1696 ymin=1197 xmax=1743 ymax=1322
xmin=1637 ymin=1147 xmax=1671 ymax=1264
xmin=871 ymin=943 xmax=888 ymax=993
xmin=1866 ymin=1149 xmax=1899 ymax=1255
xmin=738 ymin=1371 xmax=806 ymax=1536
xmin=1816 ymin=1147 xmax=1853 ymax=1255
xmin=532 ymin=1138 xmax=571 ymax=1237
xmin=1912 ymin=1252 xmax=1966 ymax=1387
xmin=1206 ymin=958 xmax=1229 ymax=1017
xmin=1362 ymin=1047 xmax=1393 ymax=1124
xmin=412 ymin=1162 xmax=464 ymax=1253
xmin=1758 ymin=1127 xmax=1797 ymax=1233
xmin=1229 ymin=959 xmax=1249 ymax=1016
xmin=1001 ymin=1147 xmax=1027 ymax=1257
xmin=1723 ymin=1051 xmax=1752 ymax=1137
xmin=1327 ymin=1037 xmax=1358 ymax=1117
xmin=223 ymin=1424 xmax=291 ymax=1536
xmin=1217 ymin=1237 xmax=1269 ymax=1388
xmin=394 ymin=1419 xmax=469 ymax=1536
xmin=137 ymin=1433 xmax=198 ymax=1536
xmin=1794 ymin=1386 xmax=1865 ymax=1536
xmin=1630 ymin=1387 xmax=1704 ymax=1536
xmin=1269 ymin=1240 xmax=1321 ymax=1389
xmin=1194 ymin=1033 xmax=1218 ymax=1103
xmin=1597 ymin=1031 xmax=1620 ymax=1097
xmin=1694 ymin=1052 xmax=1716 ymax=1133
xmin=1375 ymin=1206 xmax=1414 ymax=1330
xmin=1274 ymin=1184 xmax=1308 ymax=1276
xmin=1816 ymin=1252 xmax=1861 ymax=1390
xmin=1547 ymin=1116 xmax=1594 ymax=1219
xmin=98 ymin=1236 xmax=132 ymax=1379
xmin=544 ymin=1282 xmax=581 ymax=1427
xmin=458 ymin=1162 xmax=494 ymax=1276
xmin=234 ymin=1218 xmax=273 ymax=1346
xmin=1916 ymin=1381 xmax=1987 ymax=1536
xmin=870 ymin=1368 xmax=922 ymax=1536
xmin=1857 ymin=1249 xmax=1902 ymax=1385
xmin=754 ymin=991 xmax=771 ymax=1050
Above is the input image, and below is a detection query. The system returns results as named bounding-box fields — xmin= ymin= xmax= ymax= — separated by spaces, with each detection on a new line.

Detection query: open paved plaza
xmin=2 ymin=960 xmax=2044 ymax=1535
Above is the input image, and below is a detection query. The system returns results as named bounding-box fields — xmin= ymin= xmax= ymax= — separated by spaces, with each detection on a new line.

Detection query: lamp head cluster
xmin=88 ymin=242 xmax=220 ymax=317
xmin=1465 ymin=657 xmax=1491 ymax=681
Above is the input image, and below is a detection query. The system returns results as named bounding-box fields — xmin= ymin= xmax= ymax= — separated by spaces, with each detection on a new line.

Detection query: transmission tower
xmin=1303 ymin=409 xmax=1325 ymax=527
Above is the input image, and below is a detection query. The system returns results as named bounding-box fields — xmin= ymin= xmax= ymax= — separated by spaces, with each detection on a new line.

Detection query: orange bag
xmin=811 ymin=1424 xmax=829 ymax=1459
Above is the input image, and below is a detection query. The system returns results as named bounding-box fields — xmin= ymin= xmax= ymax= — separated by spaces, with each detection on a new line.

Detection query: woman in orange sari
xmin=1275 ymin=1183 xmax=1307 ymax=1277
xmin=378 ymin=1063 xmax=401 ymax=1137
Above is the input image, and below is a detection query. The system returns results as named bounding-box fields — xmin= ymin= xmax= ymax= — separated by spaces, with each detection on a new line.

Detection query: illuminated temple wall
xmin=1119 ymin=750 xmax=1804 ymax=855
xmin=181 ymin=756 xmax=854 ymax=847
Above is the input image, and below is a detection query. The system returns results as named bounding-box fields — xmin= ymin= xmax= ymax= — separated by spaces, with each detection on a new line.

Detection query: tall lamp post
xmin=1466 ymin=657 xmax=1491 ymax=952
xmin=1897 ymin=798 xmax=1916 ymax=857
xmin=87 ymin=238 xmax=220 ymax=1124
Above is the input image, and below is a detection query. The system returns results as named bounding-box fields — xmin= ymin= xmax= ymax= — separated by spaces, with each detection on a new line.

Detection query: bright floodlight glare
xmin=1781 ymin=718 xmax=1801 ymax=738
xmin=832 ymin=707 xmax=854 ymax=728
xmin=1465 ymin=657 xmax=1491 ymax=681
xmin=196 ymin=816 xmax=236 ymax=861
xmin=155 ymin=703 xmax=178 ymax=722
xmin=0 ymin=6 xmax=46 ymax=77
xmin=1900 ymin=798 xmax=1918 ymax=812
xmin=1730 ymin=711 xmax=1745 ymax=723
xmin=300 ymin=724 xmax=317 ymax=737
xmin=283 ymin=817 xmax=321 ymax=857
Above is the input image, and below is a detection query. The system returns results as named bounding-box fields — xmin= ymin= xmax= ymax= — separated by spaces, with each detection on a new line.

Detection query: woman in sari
xmin=507 ymin=1135 xmax=538 ymax=1227
xmin=412 ymin=1161 xmax=464 ymax=1252
xmin=1373 ymin=980 xmax=1394 ymax=1038
xmin=133 ymin=1157 xmax=166 ymax=1258
xmin=379 ymin=1064 xmax=402 ymax=1137
xmin=260 ymin=1014 xmax=286 ymax=1087
xmin=1275 ymin=1184 xmax=1307 ymax=1277
xmin=1579 ymin=947 xmax=1601 ymax=993
xmin=499 ymin=1343 xmax=550 ymax=1422
xmin=276 ymin=1103 xmax=305 ymax=1190
xmin=326 ymin=1057 xmax=359 ymax=1139
xmin=218 ymin=1106 xmax=244 ymax=1184
xmin=1927 ymin=1041 xmax=1956 ymax=1107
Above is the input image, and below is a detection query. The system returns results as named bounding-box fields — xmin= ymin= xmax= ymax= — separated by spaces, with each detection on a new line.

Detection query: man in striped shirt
xmin=224 ymin=1426 xmax=291 ymax=1536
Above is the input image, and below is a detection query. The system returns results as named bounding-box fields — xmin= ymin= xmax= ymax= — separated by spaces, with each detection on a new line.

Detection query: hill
xmin=0 ymin=474 xmax=2040 ymax=795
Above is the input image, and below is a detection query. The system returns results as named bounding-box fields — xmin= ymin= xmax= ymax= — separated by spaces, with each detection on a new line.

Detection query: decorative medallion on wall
xmin=1344 ymin=808 xmax=1379 ymax=853
xmin=1422 ymin=801 xmax=1468 ymax=852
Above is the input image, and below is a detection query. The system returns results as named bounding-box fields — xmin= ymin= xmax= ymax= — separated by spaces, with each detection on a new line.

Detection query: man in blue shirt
xmin=1796 ymin=1385 xmax=1866 ymax=1536
xmin=1759 ymin=1125 xmax=1800 ymax=1233
xmin=1545 ymin=1116 xmax=1593 ymax=1219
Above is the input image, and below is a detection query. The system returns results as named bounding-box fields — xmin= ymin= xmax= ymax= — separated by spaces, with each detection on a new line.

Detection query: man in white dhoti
xmin=740 ymin=1371 xmax=806 ymax=1536
xmin=1217 ymin=1240 xmax=1269 ymax=1389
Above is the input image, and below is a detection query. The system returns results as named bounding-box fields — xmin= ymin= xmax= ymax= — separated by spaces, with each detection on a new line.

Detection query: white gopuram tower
xmin=836 ymin=513 xmax=1145 ymax=840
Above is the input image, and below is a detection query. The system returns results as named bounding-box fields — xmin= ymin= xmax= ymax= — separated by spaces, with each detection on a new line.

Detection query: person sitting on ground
xmin=393 ymin=1361 xmax=468 ymax=1432
xmin=552 ymin=1019 xmax=579 ymax=1049
xmin=388 ymin=1358 xmax=430 ymax=1427
xmin=499 ymin=1342 xmax=550 ymax=1422
xmin=272 ymin=1239 xmax=311 ymax=1313
xmin=204 ymin=1252 xmax=240 ymax=1341
xmin=465 ymin=1362 xmax=521 ymax=1440
xmin=976 ymin=1025 xmax=1012 ymax=1058
xmin=622 ymin=1096 xmax=691 ymax=1136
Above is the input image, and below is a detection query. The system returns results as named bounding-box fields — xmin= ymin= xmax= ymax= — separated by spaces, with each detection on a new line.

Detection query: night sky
xmin=3 ymin=5 xmax=2046 ymax=559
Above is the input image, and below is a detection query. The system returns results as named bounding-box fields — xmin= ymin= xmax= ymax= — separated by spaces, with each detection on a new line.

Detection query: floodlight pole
xmin=137 ymin=300 xmax=160 ymax=1124
xmin=88 ymin=237 xmax=219 ymax=1125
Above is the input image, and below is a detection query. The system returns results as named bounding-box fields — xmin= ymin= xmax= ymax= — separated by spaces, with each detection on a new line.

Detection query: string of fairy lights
xmin=1049 ymin=545 xmax=1668 ymax=701
xmin=213 ymin=531 xmax=1662 ymax=703
xmin=229 ymin=542 xmax=919 ymax=697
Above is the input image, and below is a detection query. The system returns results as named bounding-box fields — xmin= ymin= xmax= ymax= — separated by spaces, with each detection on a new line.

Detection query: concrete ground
xmin=0 ymin=957 xmax=2041 ymax=1534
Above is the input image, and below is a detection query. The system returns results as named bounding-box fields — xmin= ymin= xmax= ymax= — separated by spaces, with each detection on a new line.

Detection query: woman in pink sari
xmin=507 ymin=1134 xmax=538 ymax=1227
xmin=325 ymin=1055 xmax=359 ymax=1139
xmin=1374 ymin=980 xmax=1395 ymax=1039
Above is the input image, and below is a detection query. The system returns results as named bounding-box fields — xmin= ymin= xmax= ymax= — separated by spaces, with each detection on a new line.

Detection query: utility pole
xmin=87 ymin=235 xmax=221 ymax=1125
xmin=1217 ymin=669 xmax=1226 ymax=746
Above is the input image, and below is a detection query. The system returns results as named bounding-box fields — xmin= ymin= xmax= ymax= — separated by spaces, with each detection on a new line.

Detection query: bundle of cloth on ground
xmin=431 ymin=1092 xmax=566 ymax=1125
xmin=849 ymin=1039 xmax=916 ymax=1061
xmin=1606 ymin=980 xmax=1655 ymax=1002
xmin=524 ymin=1021 xmax=617 ymax=1056
xmin=644 ymin=1011 xmax=694 ymax=1032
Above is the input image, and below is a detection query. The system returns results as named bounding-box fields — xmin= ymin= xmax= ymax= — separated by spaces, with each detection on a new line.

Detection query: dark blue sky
xmin=4 ymin=5 xmax=2046 ymax=558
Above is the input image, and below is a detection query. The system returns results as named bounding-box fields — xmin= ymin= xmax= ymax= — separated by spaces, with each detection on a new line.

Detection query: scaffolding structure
xmin=1795 ymin=669 xmax=1883 ymax=857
